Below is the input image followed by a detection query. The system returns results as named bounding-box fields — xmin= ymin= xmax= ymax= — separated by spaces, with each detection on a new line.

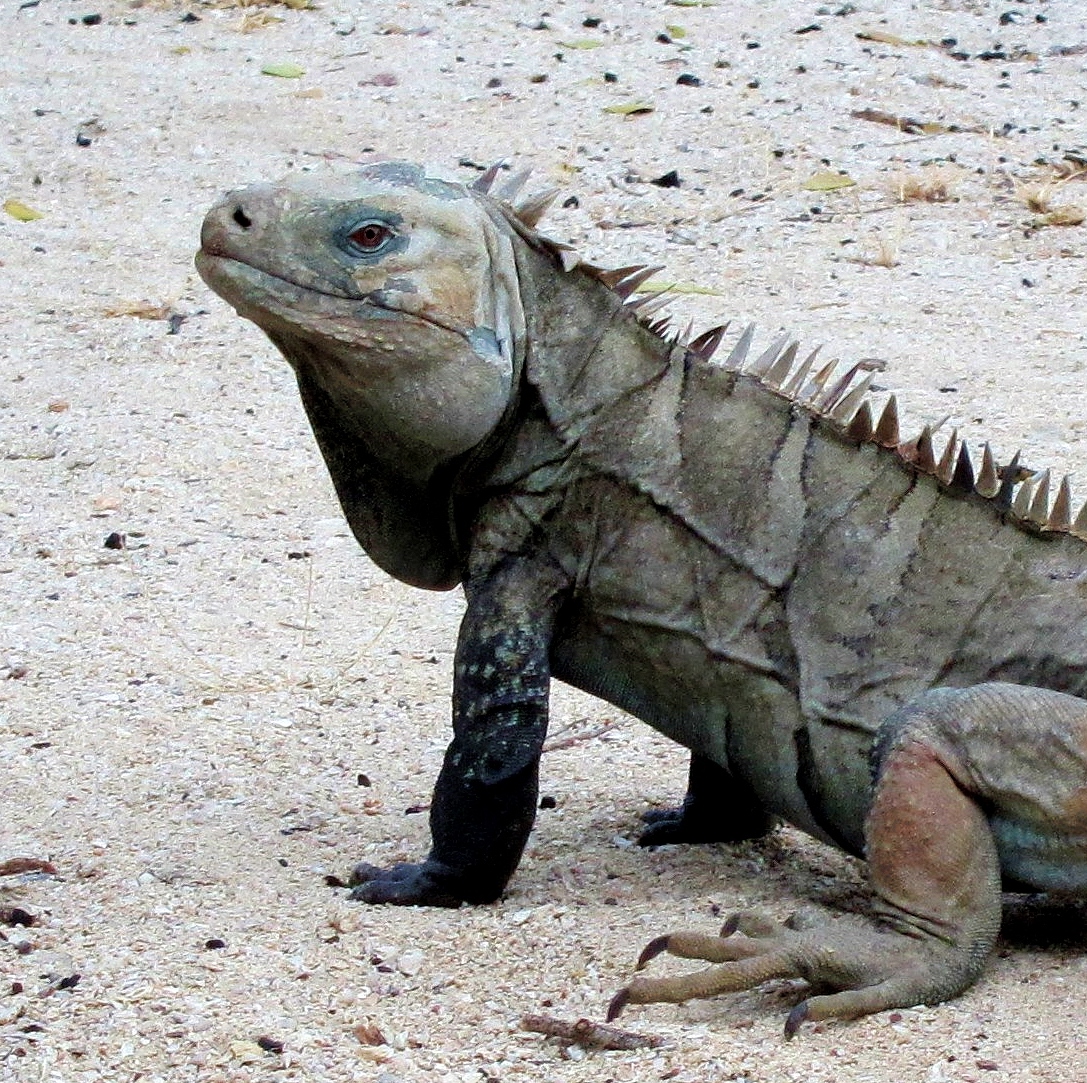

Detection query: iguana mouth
xmin=196 ymin=249 xmax=473 ymax=343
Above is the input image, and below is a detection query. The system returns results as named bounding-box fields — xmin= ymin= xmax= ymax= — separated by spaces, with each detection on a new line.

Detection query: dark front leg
xmin=639 ymin=753 xmax=775 ymax=846
xmin=351 ymin=557 xmax=567 ymax=907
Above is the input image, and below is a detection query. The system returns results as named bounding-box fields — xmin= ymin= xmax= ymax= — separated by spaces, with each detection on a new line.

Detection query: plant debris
xmin=603 ymin=101 xmax=655 ymax=116
xmin=0 ymin=857 xmax=57 ymax=878
xmin=261 ymin=61 xmax=305 ymax=78
xmin=851 ymin=107 xmax=969 ymax=135
xmin=802 ymin=170 xmax=856 ymax=192
xmin=520 ymin=1013 xmax=668 ymax=1050
xmin=3 ymin=198 xmax=43 ymax=221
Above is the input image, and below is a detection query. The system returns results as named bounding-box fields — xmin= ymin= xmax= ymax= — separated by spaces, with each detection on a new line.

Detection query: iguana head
xmin=196 ymin=161 xmax=527 ymax=588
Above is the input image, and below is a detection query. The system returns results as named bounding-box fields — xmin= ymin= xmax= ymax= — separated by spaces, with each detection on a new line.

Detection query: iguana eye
xmin=346 ymin=221 xmax=394 ymax=254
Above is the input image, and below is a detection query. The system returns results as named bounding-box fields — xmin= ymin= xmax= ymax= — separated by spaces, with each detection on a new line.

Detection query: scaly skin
xmin=196 ymin=161 xmax=1087 ymax=1034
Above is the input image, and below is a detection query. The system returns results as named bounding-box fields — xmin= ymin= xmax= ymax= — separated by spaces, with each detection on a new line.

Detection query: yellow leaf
xmin=603 ymin=101 xmax=655 ymax=115
xmin=261 ymin=62 xmax=305 ymax=78
xmin=802 ymin=171 xmax=856 ymax=192
xmin=665 ymin=24 xmax=687 ymax=39
xmin=559 ymin=39 xmax=603 ymax=49
xmin=4 ymin=198 xmax=43 ymax=222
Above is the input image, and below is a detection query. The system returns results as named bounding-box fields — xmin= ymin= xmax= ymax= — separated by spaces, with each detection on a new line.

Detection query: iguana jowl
xmin=196 ymin=161 xmax=1087 ymax=1035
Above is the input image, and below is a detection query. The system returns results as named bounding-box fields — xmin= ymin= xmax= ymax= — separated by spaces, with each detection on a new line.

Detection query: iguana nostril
xmin=232 ymin=206 xmax=253 ymax=229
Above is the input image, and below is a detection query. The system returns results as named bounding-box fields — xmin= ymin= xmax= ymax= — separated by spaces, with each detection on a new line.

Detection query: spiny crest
xmin=474 ymin=161 xmax=683 ymax=330
xmin=473 ymin=161 xmax=562 ymax=232
xmin=710 ymin=325 xmax=1085 ymax=542
xmin=472 ymin=164 xmax=1083 ymax=542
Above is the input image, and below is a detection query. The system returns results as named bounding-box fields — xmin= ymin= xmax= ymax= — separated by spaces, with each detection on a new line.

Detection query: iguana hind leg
xmin=610 ymin=685 xmax=1082 ymax=1034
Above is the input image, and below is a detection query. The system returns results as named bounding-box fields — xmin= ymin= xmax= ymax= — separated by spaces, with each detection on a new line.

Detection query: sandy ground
xmin=3 ymin=0 xmax=1087 ymax=1080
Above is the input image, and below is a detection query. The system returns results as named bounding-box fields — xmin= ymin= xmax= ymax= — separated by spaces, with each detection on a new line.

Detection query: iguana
xmin=196 ymin=160 xmax=1087 ymax=1036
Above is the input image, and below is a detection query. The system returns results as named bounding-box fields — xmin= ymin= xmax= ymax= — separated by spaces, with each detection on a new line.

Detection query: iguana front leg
xmin=351 ymin=554 xmax=569 ymax=907
xmin=613 ymin=683 xmax=1087 ymax=1034
xmin=639 ymin=753 xmax=776 ymax=846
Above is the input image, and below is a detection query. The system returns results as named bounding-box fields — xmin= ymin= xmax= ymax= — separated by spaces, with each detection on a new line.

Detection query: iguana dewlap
xmin=197 ymin=160 xmax=1087 ymax=1035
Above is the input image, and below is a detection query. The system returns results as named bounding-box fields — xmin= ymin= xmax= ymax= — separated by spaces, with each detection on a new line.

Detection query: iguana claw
xmin=348 ymin=861 xmax=465 ymax=908
xmin=784 ymin=1001 xmax=810 ymax=1040
xmin=605 ymin=987 xmax=631 ymax=1023
xmin=636 ymin=935 xmax=671 ymax=968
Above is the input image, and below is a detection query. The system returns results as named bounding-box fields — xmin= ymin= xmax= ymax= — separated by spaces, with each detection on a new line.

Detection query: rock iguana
xmin=196 ymin=160 xmax=1087 ymax=1035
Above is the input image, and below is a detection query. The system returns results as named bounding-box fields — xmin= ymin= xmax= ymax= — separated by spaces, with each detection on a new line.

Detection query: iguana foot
xmin=638 ymin=805 xmax=730 ymax=846
xmin=348 ymin=861 xmax=466 ymax=907
xmin=638 ymin=753 xmax=775 ymax=846
xmin=608 ymin=909 xmax=976 ymax=1037
xmin=615 ymin=689 xmax=1029 ymax=1034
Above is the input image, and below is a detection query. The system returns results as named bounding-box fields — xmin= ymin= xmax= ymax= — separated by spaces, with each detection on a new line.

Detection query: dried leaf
xmin=238 ymin=11 xmax=282 ymax=30
xmin=857 ymin=29 xmax=928 ymax=47
xmin=603 ymin=101 xmax=655 ymax=115
xmin=558 ymin=39 xmax=603 ymax=49
xmin=802 ymin=171 xmax=856 ymax=192
xmin=104 ymin=300 xmax=172 ymax=320
xmin=4 ymin=198 xmax=44 ymax=222
xmin=665 ymin=24 xmax=687 ymax=38
xmin=261 ymin=61 xmax=305 ymax=78
xmin=853 ymin=108 xmax=926 ymax=134
xmin=0 ymin=857 xmax=58 ymax=878
xmin=352 ymin=1021 xmax=387 ymax=1046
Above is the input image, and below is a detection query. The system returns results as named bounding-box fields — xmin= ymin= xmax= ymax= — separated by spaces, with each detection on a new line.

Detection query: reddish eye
xmin=347 ymin=222 xmax=393 ymax=252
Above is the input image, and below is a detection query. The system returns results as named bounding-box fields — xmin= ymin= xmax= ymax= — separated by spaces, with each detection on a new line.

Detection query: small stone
xmin=396 ymin=949 xmax=425 ymax=976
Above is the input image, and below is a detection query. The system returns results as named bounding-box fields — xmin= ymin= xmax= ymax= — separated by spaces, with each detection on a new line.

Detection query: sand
xmin=3 ymin=1 xmax=1087 ymax=1080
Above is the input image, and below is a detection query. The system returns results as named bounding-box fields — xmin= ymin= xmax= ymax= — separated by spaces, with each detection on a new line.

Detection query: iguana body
xmin=196 ymin=161 xmax=1087 ymax=1034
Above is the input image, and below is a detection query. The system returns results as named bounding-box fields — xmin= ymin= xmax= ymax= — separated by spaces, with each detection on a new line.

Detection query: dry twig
xmin=521 ymin=1013 xmax=667 ymax=1051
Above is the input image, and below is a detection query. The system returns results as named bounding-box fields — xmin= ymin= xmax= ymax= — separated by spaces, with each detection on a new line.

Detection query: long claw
xmin=606 ymin=987 xmax=631 ymax=1023
xmin=784 ymin=1000 xmax=810 ymax=1039
xmin=720 ymin=911 xmax=780 ymax=939
xmin=637 ymin=935 xmax=671 ymax=968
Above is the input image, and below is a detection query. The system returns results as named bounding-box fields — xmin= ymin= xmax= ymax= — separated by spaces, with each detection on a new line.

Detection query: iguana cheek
xmin=351 ymin=265 xmax=482 ymax=338
xmin=313 ymin=319 xmax=513 ymax=461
